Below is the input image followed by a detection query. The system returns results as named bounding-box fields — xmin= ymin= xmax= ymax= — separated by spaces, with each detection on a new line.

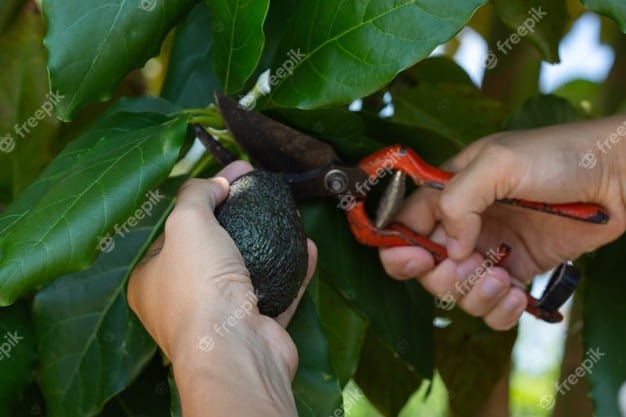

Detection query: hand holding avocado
xmin=127 ymin=161 xmax=316 ymax=417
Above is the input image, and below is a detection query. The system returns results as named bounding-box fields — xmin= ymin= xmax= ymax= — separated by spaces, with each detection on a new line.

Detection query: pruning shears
xmin=199 ymin=93 xmax=609 ymax=323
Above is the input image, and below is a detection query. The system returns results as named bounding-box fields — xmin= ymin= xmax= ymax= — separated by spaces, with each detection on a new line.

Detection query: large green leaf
xmin=554 ymin=79 xmax=604 ymax=117
xmin=0 ymin=302 xmax=37 ymax=415
xmin=583 ymin=237 xmax=626 ymax=417
xmin=263 ymin=0 xmax=487 ymax=109
xmin=42 ymin=0 xmax=196 ymax=120
xmin=392 ymin=83 xmax=506 ymax=144
xmin=0 ymin=112 xmax=186 ymax=306
xmin=160 ymin=2 xmax=222 ymax=108
xmin=354 ymin=328 xmax=423 ymax=417
xmin=98 ymin=355 xmax=171 ymax=417
xmin=504 ymin=94 xmax=583 ymax=130
xmin=289 ymin=292 xmax=344 ymax=417
xmin=207 ymin=0 xmax=269 ymax=94
xmin=0 ymin=3 xmax=59 ymax=196
xmin=390 ymin=56 xmax=506 ymax=145
xmin=33 ymin=178 xmax=181 ymax=417
xmin=315 ymin=279 xmax=367 ymax=387
xmin=0 ymin=0 xmax=23 ymax=33
xmin=434 ymin=310 xmax=517 ymax=417
xmin=492 ymin=0 xmax=568 ymax=63
xmin=582 ymin=0 xmax=626 ymax=32
xmin=301 ymin=201 xmax=434 ymax=380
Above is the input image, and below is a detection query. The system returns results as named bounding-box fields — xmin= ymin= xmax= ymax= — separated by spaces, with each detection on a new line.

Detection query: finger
xmin=274 ymin=239 xmax=318 ymax=328
xmin=440 ymin=135 xmax=496 ymax=171
xmin=216 ymin=160 xmax=254 ymax=183
xmin=483 ymin=287 xmax=527 ymax=330
xmin=394 ymin=187 xmax=440 ymax=236
xmin=379 ymin=246 xmax=434 ymax=280
xmin=174 ymin=177 xmax=230 ymax=213
xmin=419 ymin=253 xmax=484 ymax=302
xmin=456 ymin=267 xmax=510 ymax=317
xmin=438 ymin=143 xmax=521 ymax=260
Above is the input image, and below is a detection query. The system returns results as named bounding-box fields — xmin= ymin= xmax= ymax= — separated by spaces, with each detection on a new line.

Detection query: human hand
xmin=380 ymin=116 xmax=626 ymax=329
xmin=127 ymin=161 xmax=317 ymax=417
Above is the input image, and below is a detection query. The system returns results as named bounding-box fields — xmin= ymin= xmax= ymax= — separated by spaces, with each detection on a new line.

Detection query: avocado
xmin=215 ymin=170 xmax=309 ymax=317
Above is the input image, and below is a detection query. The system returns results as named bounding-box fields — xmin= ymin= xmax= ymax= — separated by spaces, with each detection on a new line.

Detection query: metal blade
xmin=215 ymin=93 xmax=339 ymax=173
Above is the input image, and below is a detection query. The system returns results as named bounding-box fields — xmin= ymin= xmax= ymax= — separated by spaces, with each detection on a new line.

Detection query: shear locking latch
xmin=534 ymin=263 xmax=580 ymax=321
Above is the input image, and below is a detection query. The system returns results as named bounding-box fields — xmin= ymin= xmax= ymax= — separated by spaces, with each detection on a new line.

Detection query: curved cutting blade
xmin=215 ymin=93 xmax=338 ymax=173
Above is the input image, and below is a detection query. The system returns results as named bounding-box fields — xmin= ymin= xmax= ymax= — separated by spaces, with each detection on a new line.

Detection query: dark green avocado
xmin=215 ymin=170 xmax=309 ymax=317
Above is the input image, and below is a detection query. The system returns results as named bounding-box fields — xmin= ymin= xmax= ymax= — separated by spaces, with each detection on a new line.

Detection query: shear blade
xmin=215 ymin=93 xmax=338 ymax=173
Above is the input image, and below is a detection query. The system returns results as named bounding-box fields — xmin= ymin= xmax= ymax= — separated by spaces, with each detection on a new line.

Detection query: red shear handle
xmin=345 ymin=201 xmax=447 ymax=263
xmin=346 ymin=202 xmax=565 ymax=323
xmin=358 ymin=145 xmax=609 ymax=224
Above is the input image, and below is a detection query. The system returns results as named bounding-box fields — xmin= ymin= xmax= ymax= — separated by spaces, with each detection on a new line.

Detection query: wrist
xmin=171 ymin=321 xmax=297 ymax=417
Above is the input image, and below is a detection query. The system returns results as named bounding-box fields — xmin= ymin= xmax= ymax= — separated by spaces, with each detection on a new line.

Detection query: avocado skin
xmin=215 ymin=171 xmax=309 ymax=317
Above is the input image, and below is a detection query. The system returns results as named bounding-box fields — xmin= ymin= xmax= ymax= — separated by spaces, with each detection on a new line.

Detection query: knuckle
xmin=438 ymin=191 xmax=462 ymax=220
xmin=482 ymin=142 xmax=518 ymax=168
xmin=458 ymin=300 xmax=486 ymax=318
xmin=165 ymin=205 xmax=207 ymax=234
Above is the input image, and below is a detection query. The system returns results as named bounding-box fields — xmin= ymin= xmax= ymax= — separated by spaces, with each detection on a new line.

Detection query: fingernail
xmin=456 ymin=257 xmax=480 ymax=278
xmin=481 ymin=276 xmax=505 ymax=297
xmin=405 ymin=260 xmax=421 ymax=277
xmin=504 ymin=293 xmax=525 ymax=312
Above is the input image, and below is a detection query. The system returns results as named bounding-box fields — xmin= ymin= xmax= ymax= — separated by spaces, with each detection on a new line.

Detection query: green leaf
xmin=315 ymin=279 xmax=367 ymax=387
xmin=0 ymin=112 xmax=186 ymax=306
xmin=256 ymin=0 xmax=298 ymax=71
xmin=33 ymin=178 xmax=181 ymax=417
xmin=0 ymin=4 xmax=60 ymax=196
xmin=354 ymin=328 xmax=423 ymax=417
xmin=388 ymin=56 xmax=506 ymax=145
xmin=98 ymin=355 xmax=171 ymax=417
xmin=161 ymin=2 xmax=222 ymax=108
xmin=392 ymin=83 xmax=507 ymax=144
xmin=435 ymin=310 xmax=517 ymax=416
xmin=207 ymin=0 xmax=270 ymax=94
xmin=505 ymin=94 xmax=583 ymax=130
xmin=583 ymin=237 xmax=626 ymax=417
xmin=0 ymin=302 xmax=37 ymax=415
xmin=492 ymin=0 xmax=568 ymax=63
xmin=289 ymin=292 xmax=344 ymax=417
xmin=393 ymin=56 xmax=476 ymax=87
xmin=42 ymin=0 xmax=196 ymax=120
xmin=582 ymin=0 xmax=626 ymax=32
xmin=300 ymin=201 xmax=434 ymax=380
xmin=169 ymin=372 xmax=181 ymax=417
xmin=264 ymin=0 xmax=486 ymax=109
xmin=553 ymin=79 xmax=604 ymax=117
xmin=0 ymin=0 xmax=23 ymax=33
